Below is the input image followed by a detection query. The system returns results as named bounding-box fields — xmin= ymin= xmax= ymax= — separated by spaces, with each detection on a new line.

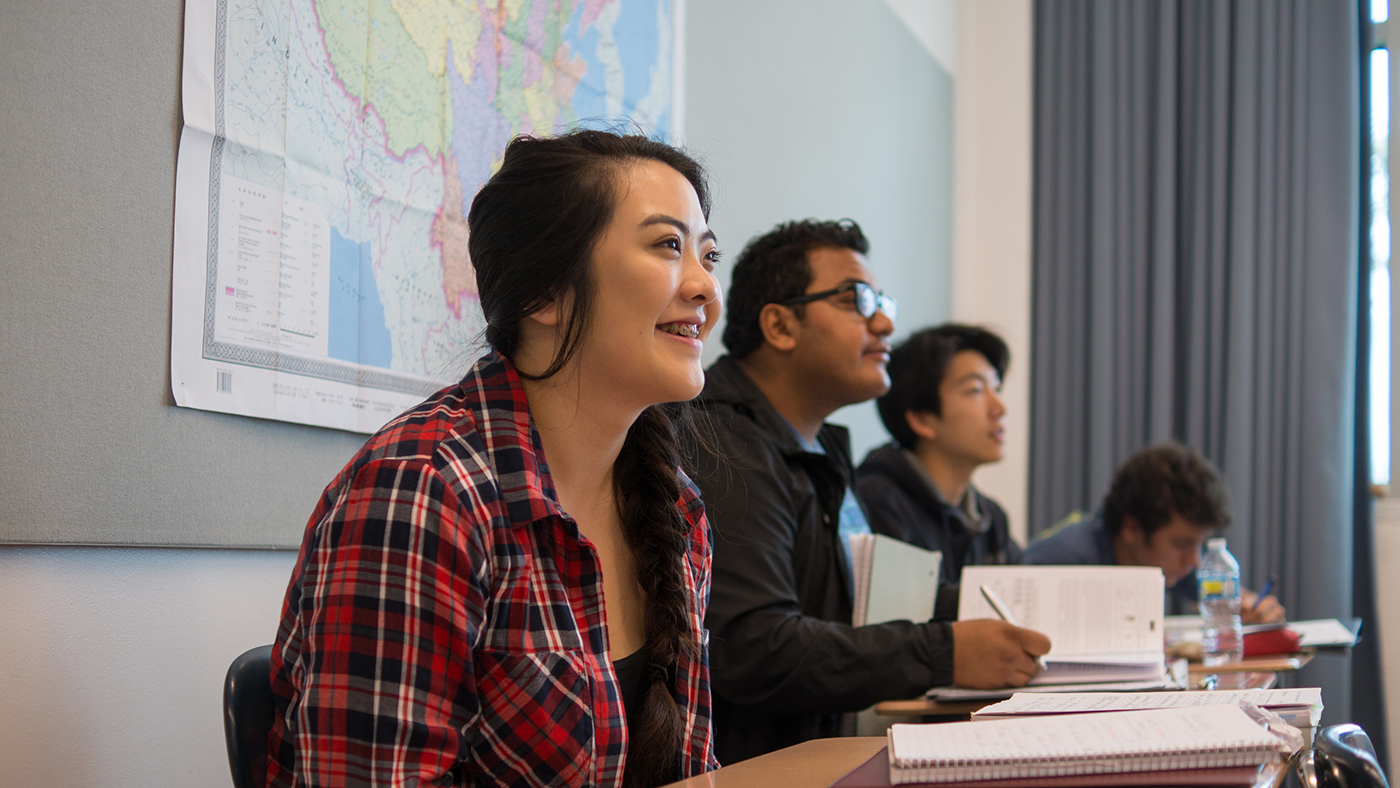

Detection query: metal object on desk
xmin=1297 ymin=724 xmax=1391 ymax=788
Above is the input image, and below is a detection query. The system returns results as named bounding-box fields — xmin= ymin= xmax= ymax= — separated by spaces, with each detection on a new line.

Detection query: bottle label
xmin=1199 ymin=578 xmax=1236 ymax=599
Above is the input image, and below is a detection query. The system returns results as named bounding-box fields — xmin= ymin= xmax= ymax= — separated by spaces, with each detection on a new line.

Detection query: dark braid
xmin=467 ymin=129 xmax=711 ymax=785
xmin=613 ymin=403 xmax=698 ymax=788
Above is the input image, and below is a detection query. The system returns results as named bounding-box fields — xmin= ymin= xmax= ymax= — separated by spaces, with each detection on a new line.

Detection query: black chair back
xmin=223 ymin=644 xmax=275 ymax=788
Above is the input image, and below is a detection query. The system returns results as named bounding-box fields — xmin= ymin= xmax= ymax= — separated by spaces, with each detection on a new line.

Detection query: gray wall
xmin=0 ymin=0 xmax=367 ymax=547
xmin=688 ymin=0 xmax=953 ymax=462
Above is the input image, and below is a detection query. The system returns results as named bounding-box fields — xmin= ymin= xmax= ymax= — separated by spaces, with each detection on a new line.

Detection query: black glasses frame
xmin=776 ymin=281 xmax=897 ymax=321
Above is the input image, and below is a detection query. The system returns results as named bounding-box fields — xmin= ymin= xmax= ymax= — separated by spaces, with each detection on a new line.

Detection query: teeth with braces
xmin=660 ymin=322 xmax=700 ymax=339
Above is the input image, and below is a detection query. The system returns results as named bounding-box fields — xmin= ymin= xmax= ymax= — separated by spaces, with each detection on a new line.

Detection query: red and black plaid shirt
xmin=267 ymin=352 xmax=717 ymax=787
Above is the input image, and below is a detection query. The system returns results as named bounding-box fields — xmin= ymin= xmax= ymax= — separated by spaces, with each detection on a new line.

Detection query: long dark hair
xmin=468 ymin=129 xmax=708 ymax=787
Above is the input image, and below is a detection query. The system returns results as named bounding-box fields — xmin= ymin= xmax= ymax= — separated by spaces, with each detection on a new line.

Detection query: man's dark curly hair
xmin=877 ymin=324 xmax=1009 ymax=449
xmin=1102 ymin=442 xmax=1232 ymax=539
xmin=721 ymin=219 xmax=869 ymax=359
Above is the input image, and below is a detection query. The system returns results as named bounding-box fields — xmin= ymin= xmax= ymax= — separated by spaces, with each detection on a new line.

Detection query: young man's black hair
xmin=876 ymin=324 xmax=1010 ymax=449
xmin=721 ymin=219 xmax=869 ymax=359
xmin=1101 ymin=441 xmax=1232 ymax=538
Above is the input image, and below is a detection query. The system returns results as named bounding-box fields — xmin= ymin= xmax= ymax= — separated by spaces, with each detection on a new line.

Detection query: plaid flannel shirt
xmin=267 ymin=352 xmax=717 ymax=787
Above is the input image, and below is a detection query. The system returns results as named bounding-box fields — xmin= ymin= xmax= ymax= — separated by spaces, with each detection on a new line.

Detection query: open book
xmin=886 ymin=705 xmax=1298 ymax=785
xmin=849 ymin=534 xmax=941 ymax=627
xmin=949 ymin=566 xmax=1167 ymax=691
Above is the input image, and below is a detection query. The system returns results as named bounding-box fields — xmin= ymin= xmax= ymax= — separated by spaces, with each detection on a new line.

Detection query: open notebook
xmin=884 ymin=705 xmax=1298 ymax=785
xmin=953 ymin=565 xmax=1167 ymax=688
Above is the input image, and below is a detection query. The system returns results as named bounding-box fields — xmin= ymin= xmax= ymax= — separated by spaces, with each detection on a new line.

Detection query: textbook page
xmin=959 ymin=566 xmax=1165 ymax=661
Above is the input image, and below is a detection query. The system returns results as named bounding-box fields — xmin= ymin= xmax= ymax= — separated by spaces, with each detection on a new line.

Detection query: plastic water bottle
xmin=1198 ymin=538 xmax=1243 ymax=666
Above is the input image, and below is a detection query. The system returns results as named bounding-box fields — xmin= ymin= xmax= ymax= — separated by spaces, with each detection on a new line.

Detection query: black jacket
xmin=855 ymin=444 xmax=1022 ymax=585
xmin=687 ymin=357 xmax=954 ymax=765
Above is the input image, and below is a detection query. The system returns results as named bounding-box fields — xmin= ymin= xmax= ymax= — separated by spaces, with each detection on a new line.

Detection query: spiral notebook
xmin=884 ymin=705 xmax=1293 ymax=785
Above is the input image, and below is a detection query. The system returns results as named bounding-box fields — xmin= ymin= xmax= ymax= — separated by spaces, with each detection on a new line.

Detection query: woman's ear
xmin=527 ymin=289 xmax=573 ymax=328
xmin=528 ymin=299 xmax=563 ymax=327
xmin=758 ymin=303 xmax=800 ymax=352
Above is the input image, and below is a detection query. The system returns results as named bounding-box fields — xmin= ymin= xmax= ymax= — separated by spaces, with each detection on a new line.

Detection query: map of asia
xmin=172 ymin=0 xmax=677 ymax=432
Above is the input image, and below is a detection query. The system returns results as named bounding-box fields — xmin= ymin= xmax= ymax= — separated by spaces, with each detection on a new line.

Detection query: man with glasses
xmin=687 ymin=220 xmax=1050 ymax=764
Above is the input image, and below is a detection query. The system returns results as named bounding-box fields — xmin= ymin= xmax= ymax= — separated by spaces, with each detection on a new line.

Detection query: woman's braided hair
xmin=468 ymin=129 xmax=706 ymax=787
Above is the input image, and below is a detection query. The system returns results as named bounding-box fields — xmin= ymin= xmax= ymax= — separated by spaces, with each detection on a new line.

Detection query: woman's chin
xmin=645 ymin=367 xmax=706 ymax=405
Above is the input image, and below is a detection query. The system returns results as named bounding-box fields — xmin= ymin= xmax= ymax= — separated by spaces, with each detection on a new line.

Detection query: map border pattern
xmin=198 ymin=0 xmax=442 ymax=398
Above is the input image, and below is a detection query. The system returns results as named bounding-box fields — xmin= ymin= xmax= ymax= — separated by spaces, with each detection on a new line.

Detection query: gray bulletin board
xmin=0 ymin=0 xmax=374 ymax=547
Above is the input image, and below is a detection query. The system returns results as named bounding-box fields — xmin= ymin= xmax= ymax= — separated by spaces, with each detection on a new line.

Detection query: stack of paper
xmin=970 ymin=688 xmax=1324 ymax=729
xmin=931 ymin=566 xmax=1170 ymax=700
xmin=886 ymin=705 xmax=1298 ymax=786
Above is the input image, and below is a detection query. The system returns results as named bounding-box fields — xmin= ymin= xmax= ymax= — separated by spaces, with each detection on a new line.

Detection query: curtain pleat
xmin=1030 ymin=0 xmax=1383 ymax=762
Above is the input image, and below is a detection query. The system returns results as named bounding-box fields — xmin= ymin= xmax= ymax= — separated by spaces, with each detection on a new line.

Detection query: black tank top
xmin=612 ymin=646 xmax=649 ymax=740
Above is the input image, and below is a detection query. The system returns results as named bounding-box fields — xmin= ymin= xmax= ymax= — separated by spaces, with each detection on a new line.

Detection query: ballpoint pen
xmin=1251 ymin=575 xmax=1278 ymax=614
xmin=980 ymin=583 xmax=1049 ymax=670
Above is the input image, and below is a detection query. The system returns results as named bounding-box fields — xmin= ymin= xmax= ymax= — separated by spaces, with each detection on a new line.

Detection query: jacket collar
xmin=700 ymin=355 xmax=852 ymax=460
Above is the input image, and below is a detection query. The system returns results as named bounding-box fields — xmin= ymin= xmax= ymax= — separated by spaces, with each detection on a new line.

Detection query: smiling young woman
xmin=266 ymin=130 xmax=722 ymax=788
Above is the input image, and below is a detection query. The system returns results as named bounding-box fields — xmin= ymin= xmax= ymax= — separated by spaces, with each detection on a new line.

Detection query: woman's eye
xmin=658 ymin=237 xmax=681 ymax=252
xmin=704 ymin=249 xmax=723 ymax=269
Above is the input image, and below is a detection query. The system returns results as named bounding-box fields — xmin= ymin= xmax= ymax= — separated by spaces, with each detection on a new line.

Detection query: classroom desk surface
xmin=1187 ymin=650 xmax=1314 ymax=679
xmin=661 ymin=737 xmax=886 ymax=788
xmin=874 ymin=662 xmax=1297 ymax=718
xmin=659 ymin=736 xmax=1295 ymax=788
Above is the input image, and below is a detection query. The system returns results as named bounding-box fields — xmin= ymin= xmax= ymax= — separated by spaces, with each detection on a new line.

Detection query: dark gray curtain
xmin=1030 ymin=0 xmax=1385 ymax=757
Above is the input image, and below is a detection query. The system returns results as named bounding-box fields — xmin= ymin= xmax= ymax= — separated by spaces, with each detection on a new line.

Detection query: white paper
xmin=973 ymin=688 xmax=1323 ymax=717
xmin=1288 ymin=619 xmax=1359 ymax=647
xmin=929 ymin=678 xmax=1176 ymax=702
xmin=958 ymin=566 xmax=1166 ymax=659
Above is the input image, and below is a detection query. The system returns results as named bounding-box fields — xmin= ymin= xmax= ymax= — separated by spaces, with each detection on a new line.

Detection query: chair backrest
xmin=223 ymin=644 xmax=275 ymax=788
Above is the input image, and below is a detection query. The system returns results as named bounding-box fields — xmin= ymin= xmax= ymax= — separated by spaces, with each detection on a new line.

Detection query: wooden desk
xmin=1187 ymin=650 xmax=1313 ymax=679
xmin=661 ymin=737 xmax=885 ymax=788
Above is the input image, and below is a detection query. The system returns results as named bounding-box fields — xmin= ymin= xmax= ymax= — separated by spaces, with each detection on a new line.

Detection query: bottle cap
xmin=1207 ymin=537 xmax=1227 ymax=550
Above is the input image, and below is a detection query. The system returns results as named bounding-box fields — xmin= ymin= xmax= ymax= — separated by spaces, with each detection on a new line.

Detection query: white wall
xmin=1373 ymin=501 xmax=1400 ymax=766
xmin=950 ymin=0 xmax=1035 ymax=546
xmin=0 ymin=547 xmax=297 ymax=788
xmin=689 ymin=0 xmax=957 ymax=463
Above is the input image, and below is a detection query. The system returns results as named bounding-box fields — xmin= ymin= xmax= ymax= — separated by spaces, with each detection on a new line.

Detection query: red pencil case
xmin=1243 ymin=627 xmax=1302 ymax=657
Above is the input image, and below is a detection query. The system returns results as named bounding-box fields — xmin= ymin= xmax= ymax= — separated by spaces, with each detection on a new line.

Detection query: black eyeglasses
xmin=777 ymin=282 xmax=897 ymax=322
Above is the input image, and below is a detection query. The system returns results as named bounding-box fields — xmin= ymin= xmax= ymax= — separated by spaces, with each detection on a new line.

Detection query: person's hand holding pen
xmin=947 ymin=585 xmax=1053 ymax=690
xmin=1241 ymin=575 xmax=1286 ymax=625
